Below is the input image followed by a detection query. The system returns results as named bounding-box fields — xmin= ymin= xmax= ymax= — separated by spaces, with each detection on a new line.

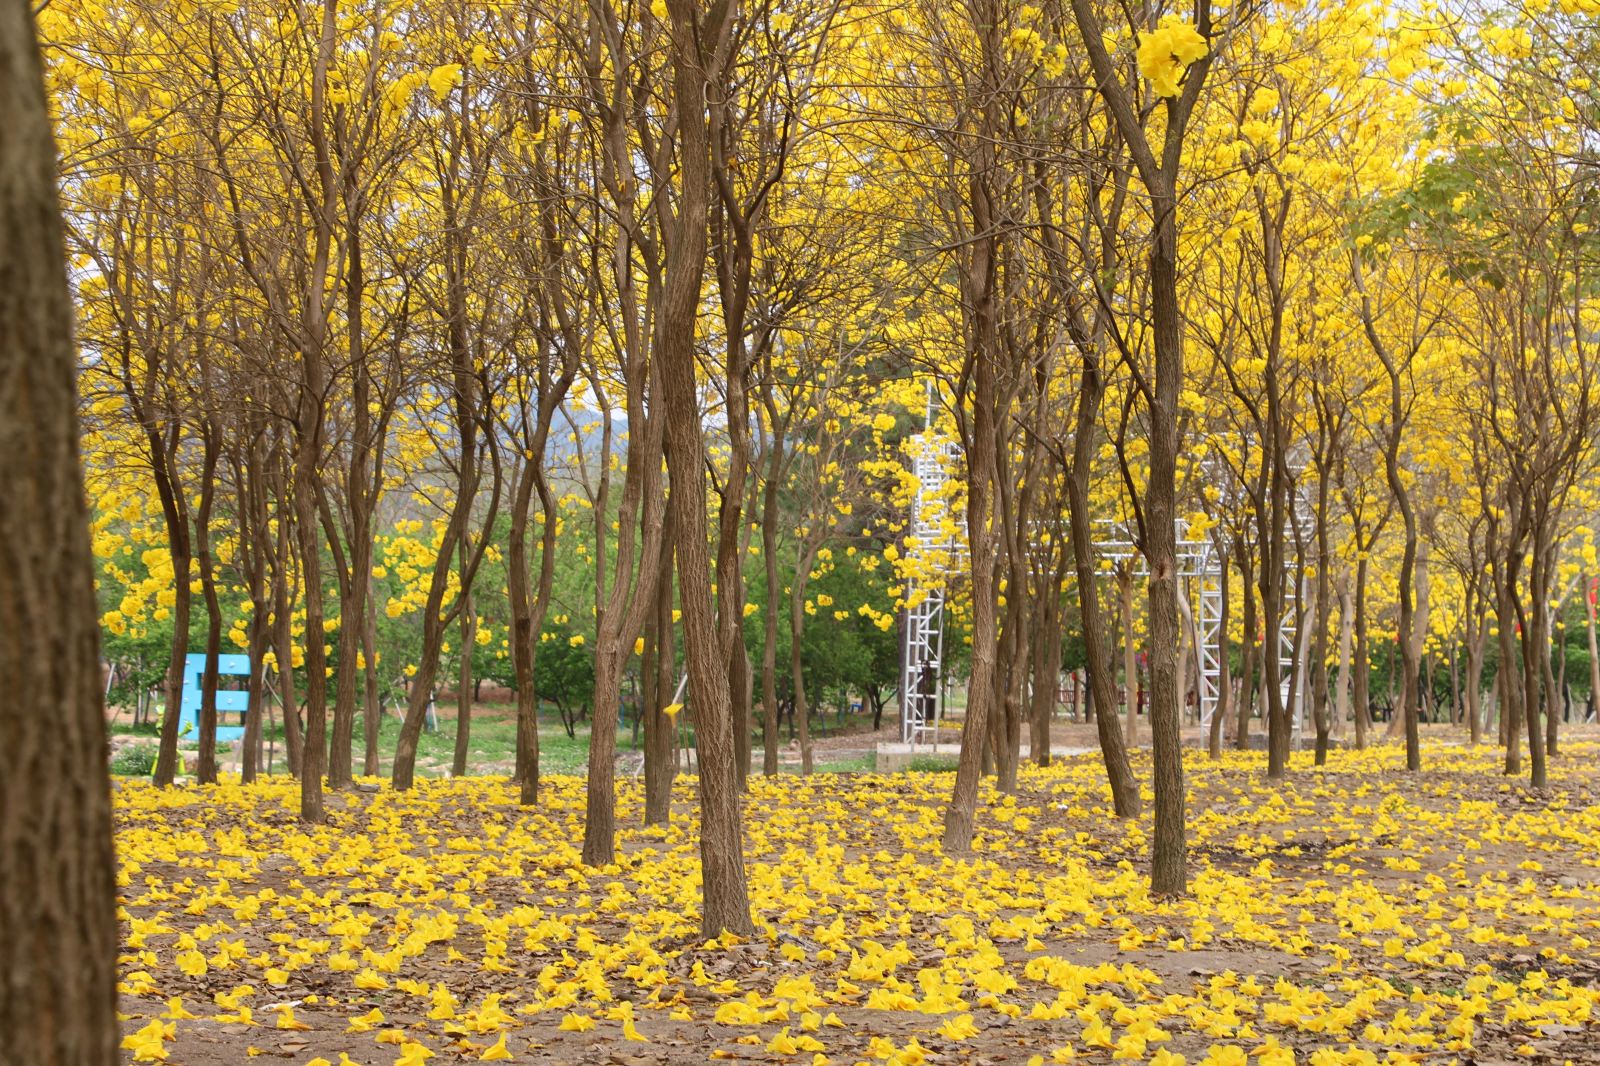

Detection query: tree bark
xmin=1237 ymin=547 xmax=1257 ymax=751
xmin=1352 ymin=554 xmax=1371 ymax=750
xmin=1118 ymin=564 xmax=1138 ymax=747
xmin=658 ymin=0 xmax=753 ymax=937
xmin=1064 ymin=364 xmax=1139 ymax=816
xmin=1332 ymin=570 xmax=1353 ymax=742
xmin=0 ymin=10 xmax=120 ymax=1052
xmin=644 ymin=527 xmax=676 ymax=825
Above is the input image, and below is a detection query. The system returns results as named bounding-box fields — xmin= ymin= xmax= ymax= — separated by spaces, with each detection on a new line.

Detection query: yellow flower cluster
xmin=1136 ymin=17 xmax=1208 ymax=97
xmin=110 ymin=743 xmax=1600 ymax=1063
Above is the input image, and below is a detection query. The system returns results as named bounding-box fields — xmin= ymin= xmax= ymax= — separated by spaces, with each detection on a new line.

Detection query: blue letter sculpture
xmin=178 ymin=653 xmax=250 ymax=743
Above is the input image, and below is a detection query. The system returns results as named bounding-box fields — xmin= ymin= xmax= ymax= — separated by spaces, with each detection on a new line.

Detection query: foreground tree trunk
xmin=658 ymin=0 xmax=753 ymax=937
xmin=1070 ymin=0 xmax=1218 ymax=896
xmin=0 ymin=11 xmax=120 ymax=1053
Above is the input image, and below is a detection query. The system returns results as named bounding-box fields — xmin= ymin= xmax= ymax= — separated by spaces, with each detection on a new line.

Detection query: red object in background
xmin=1589 ymin=576 xmax=1597 ymax=607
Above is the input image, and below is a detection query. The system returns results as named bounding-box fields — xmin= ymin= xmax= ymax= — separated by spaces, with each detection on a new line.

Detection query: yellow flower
xmin=426 ymin=64 xmax=462 ymax=103
xmin=1135 ymin=17 xmax=1208 ymax=96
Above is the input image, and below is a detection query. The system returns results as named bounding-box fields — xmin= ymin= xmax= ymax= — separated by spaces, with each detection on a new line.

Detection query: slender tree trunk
xmin=1237 ymin=550 xmax=1257 ymax=750
xmin=1352 ymin=554 xmax=1371 ymax=751
xmin=1464 ymin=603 xmax=1484 ymax=745
xmin=997 ymin=588 xmax=1028 ymax=793
xmin=758 ymin=430 xmax=785 ymax=777
xmin=153 ymin=515 xmax=193 ymax=786
xmin=1544 ymin=569 xmax=1561 ymax=758
xmin=452 ymin=573 xmax=474 ymax=778
xmin=1065 ymin=406 xmax=1138 ymax=815
xmin=657 ymin=0 xmax=754 ymax=936
xmin=0 ymin=26 xmax=120 ymax=1052
xmin=244 ymin=602 xmax=269 ymax=782
xmin=241 ymin=456 xmax=271 ymax=783
xmin=272 ymin=534 xmax=302 ymax=776
xmin=788 ymin=552 xmax=816 ymax=776
xmin=194 ymin=432 xmax=224 ymax=785
xmin=1497 ymin=559 xmax=1525 ymax=775
xmin=361 ymin=585 xmax=381 ymax=776
xmin=293 ymin=437 xmax=329 ymax=822
xmin=1143 ymin=180 xmax=1188 ymax=895
xmin=1030 ymin=576 xmax=1062 ymax=767
xmin=1585 ymin=577 xmax=1600 ymax=729
xmin=644 ymin=516 xmax=676 ymax=825
xmin=941 ymin=371 xmax=1003 ymax=850
xmin=1311 ymin=476 xmax=1334 ymax=767
xmin=1334 ymin=570 xmax=1354 ymax=742
xmin=1118 ymin=565 xmax=1138 ymax=746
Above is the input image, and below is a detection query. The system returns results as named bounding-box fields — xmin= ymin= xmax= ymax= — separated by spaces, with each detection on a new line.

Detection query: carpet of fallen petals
xmin=113 ymin=740 xmax=1600 ymax=1066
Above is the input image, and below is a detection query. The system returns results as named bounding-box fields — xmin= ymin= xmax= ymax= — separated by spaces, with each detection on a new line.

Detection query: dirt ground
xmin=112 ymin=730 xmax=1600 ymax=1065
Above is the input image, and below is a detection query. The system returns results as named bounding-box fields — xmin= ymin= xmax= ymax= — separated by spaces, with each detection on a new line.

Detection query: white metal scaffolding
xmin=1190 ymin=453 xmax=1317 ymax=744
xmin=896 ymin=403 xmax=1316 ymax=749
xmin=900 ymin=387 xmax=961 ymax=746
xmin=1096 ymin=519 xmax=1225 ymax=734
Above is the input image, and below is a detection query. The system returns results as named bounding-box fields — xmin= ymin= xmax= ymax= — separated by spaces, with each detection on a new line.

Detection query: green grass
xmin=909 ymin=754 xmax=959 ymax=773
xmin=349 ymin=705 xmax=591 ymax=778
xmin=121 ymin=703 xmax=596 ymax=779
xmin=109 ymin=720 xmax=160 ymax=737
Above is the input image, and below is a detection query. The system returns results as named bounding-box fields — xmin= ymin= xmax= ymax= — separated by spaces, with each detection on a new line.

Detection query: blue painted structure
xmin=178 ymin=653 xmax=250 ymax=743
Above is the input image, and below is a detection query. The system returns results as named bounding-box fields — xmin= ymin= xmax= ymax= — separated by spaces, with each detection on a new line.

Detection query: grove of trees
xmin=23 ymin=0 xmax=1600 ymax=941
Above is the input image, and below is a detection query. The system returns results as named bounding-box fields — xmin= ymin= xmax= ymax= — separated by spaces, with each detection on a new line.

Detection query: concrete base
xmin=874 ymin=742 xmax=962 ymax=772
xmin=1242 ymin=733 xmax=1343 ymax=752
xmin=874 ymin=741 xmax=1094 ymax=772
xmin=875 ymin=734 xmax=1342 ymax=768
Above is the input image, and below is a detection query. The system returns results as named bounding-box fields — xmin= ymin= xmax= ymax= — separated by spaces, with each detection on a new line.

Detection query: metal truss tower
xmin=897 ymin=403 xmax=1315 ymax=750
xmin=900 ymin=386 xmax=961 ymax=747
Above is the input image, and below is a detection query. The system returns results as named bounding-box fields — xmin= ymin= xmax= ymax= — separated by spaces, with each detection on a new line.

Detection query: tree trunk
xmin=1496 ymin=558 xmax=1525 ymax=775
xmin=272 ymin=535 xmax=302 ymax=776
xmin=293 ymin=433 xmax=328 ymax=822
xmin=0 ymin=17 xmax=120 ymax=1052
xmin=241 ymin=472 xmax=271 ymax=784
xmin=941 ymin=391 xmax=1004 ymax=848
xmin=452 ymin=576 xmax=474 ymax=778
xmin=644 ymin=519 xmax=676 ymax=826
xmin=361 ymin=587 xmax=381 ymax=776
xmin=1030 ymin=576 xmax=1063 ymax=767
xmin=1065 ymin=425 xmax=1138 ymax=813
xmin=1585 ymin=577 xmax=1600 ymax=731
xmin=658 ymin=0 xmax=754 ymax=937
xmin=1237 ymin=549 xmax=1257 ymax=751
xmin=194 ymin=429 xmax=223 ymax=785
xmin=1311 ymin=474 xmax=1334 ymax=767
xmin=759 ymin=445 xmax=784 ymax=777
xmin=1143 ymin=178 xmax=1188 ymax=896
xmin=1352 ymin=554 xmax=1370 ymax=751
xmin=1464 ymin=602 xmax=1484 ymax=745
xmin=152 ymin=523 xmax=193 ymax=786
xmin=788 ymin=552 xmax=816 ymax=776
xmin=1118 ymin=565 xmax=1138 ymax=746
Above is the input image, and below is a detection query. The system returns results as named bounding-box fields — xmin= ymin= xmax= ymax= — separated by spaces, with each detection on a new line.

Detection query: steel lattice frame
xmin=900 ymin=388 xmax=962 ymax=747
xmin=897 ymin=402 xmax=1315 ymax=749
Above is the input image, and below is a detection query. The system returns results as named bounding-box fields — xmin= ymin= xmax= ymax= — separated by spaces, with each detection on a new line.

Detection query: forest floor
xmin=113 ymin=734 xmax=1600 ymax=1066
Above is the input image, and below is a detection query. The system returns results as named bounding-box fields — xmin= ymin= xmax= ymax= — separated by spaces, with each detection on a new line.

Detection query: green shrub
xmin=112 ymin=743 xmax=158 ymax=777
